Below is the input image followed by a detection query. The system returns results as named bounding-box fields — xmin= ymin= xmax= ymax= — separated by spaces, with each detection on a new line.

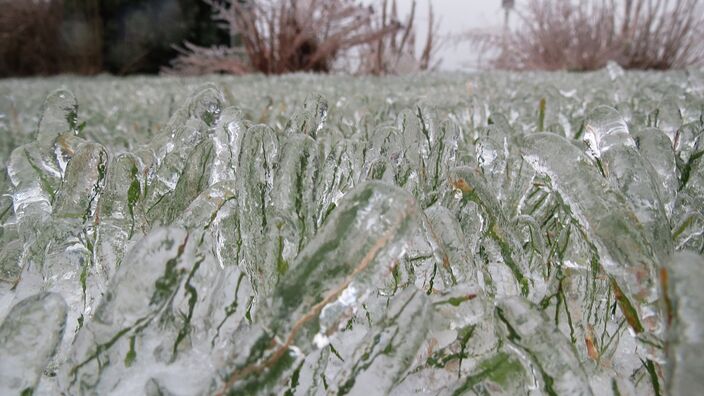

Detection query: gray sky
xmin=363 ymin=0 xmax=507 ymax=70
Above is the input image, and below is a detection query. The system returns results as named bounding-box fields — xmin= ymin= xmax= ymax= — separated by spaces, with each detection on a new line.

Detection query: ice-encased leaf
xmin=664 ymin=251 xmax=704 ymax=396
xmin=36 ymin=89 xmax=78 ymax=141
xmin=6 ymin=145 xmax=54 ymax=227
xmin=653 ymin=98 xmax=683 ymax=144
xmin=442 ymin=351 xmax=528 ymax=396
xmin=521 ymin=133 xmax=661 ymax=334
xmin=600 ymin=144 xmax=672 ymax=265
xmin=144 ymin=119 xmax=208 ymax=225
xmin=272 ymin=180 xmax=418 ymax=341
xmin=209 ymin=107 xmax=247 ymax=185
xmin=176 ymin=181 xmax=237 ymax=231
xmin=329 ymin=288 xmax=433 ymax=395
xmin=236 ymin=124 xmax=279 ymax=296
xmin=673 ymin=122 xmax=702 ymax=165
xmin=0 ymin=239 xmax=23 ymax=286
xmin=63 ymin=227 xmax=190 ymax=393
xmin=218 ymin=181 xmax=420 ymax=394
xmin=271 ymin=133 xmax=320 ymax=252
xmin=586 ymin=107 xmax=672 ymax=264
xmin=632 ymin=127 xmax=678 ymax=218
xmin=54 ymin=142 xmax=108 ymax=221
xmin=162 ymin=83 xmax=224 ymax=131
xmin=424 ymin=204 xmax=476 ymax=286
xmin=186 ymin=84 xmax=224 ymax=127
xmin=583 ymin=106 xmax=634 ymax=158
xmin=314 ymin=135 xmax=356 ymax=228
xmin=165 ymin=137 xmax=215 ymax=222
xmin=495 ymin=296 xmax=593 ymax=396
xmin=98 ymin=153 xmax=142 ymax=226
xmin=283 ymin=93 xmax=328 ymax=138
xmin=426 ymin=119 xmax=465 ymax=202
xmin=449 ymin=166 xmax=530 ymax=297
xmin=0 ymin=292 xmax=67 ymax=395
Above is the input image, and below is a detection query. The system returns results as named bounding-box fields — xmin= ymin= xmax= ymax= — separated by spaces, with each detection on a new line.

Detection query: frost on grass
xmin=0 ymin=70 xmax=703 ymax=395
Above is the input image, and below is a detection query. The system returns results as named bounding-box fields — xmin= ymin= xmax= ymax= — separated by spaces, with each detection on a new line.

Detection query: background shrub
xmin=469 ymin=0 xmax=704 ymax=71
xmin=164 ymin=0 xmax=440 ymax=76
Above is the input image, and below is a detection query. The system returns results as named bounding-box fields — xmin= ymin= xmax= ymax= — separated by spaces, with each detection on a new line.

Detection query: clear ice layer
xmin=0 ymin=71 xmax=703 ymax=395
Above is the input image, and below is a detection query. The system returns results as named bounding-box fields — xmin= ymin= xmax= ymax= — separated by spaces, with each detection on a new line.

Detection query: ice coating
xmin=585 ymin=108 xmax=672 ymax=265
xmin=0 ymin=293 xmax=67 ymax=395
xmin=36 ymin=89 xmax=78 ymax=142
xmin=664 ymin=252 xmax=704 ymax=396
xmin=631 ymin=127 xmax=678 ymax=218
xmin=583 ymin=105 xmax=635 ymax=158
xmin=521 ymin=133 xmax=662 ymax=334
xmin=495 ymin=296 xmax=593 ymax=396
xmin=0 ymin=70 xmax=702 ymax=395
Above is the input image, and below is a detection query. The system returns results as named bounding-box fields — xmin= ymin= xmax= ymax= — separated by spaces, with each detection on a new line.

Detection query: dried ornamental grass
xmin=468 ymin=0 xmax=704 ymax=71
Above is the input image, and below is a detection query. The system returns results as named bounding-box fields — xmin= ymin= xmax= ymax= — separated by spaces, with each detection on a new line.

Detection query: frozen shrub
xmin=355 ymin=0 xmax=441 ymax=75
xmin=469 ymin=0 xmax=704 ymax=71
xmin=165 ymin=0 xmax=440 ymax=75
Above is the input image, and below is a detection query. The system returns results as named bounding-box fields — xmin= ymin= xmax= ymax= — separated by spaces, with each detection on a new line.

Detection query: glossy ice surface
xmin=1 ymin=67 xmax=703 ymax=395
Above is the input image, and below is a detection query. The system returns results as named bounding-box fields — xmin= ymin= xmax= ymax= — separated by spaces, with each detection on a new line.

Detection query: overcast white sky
xmin=362 ymin=0 xmax=508 ymax=70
